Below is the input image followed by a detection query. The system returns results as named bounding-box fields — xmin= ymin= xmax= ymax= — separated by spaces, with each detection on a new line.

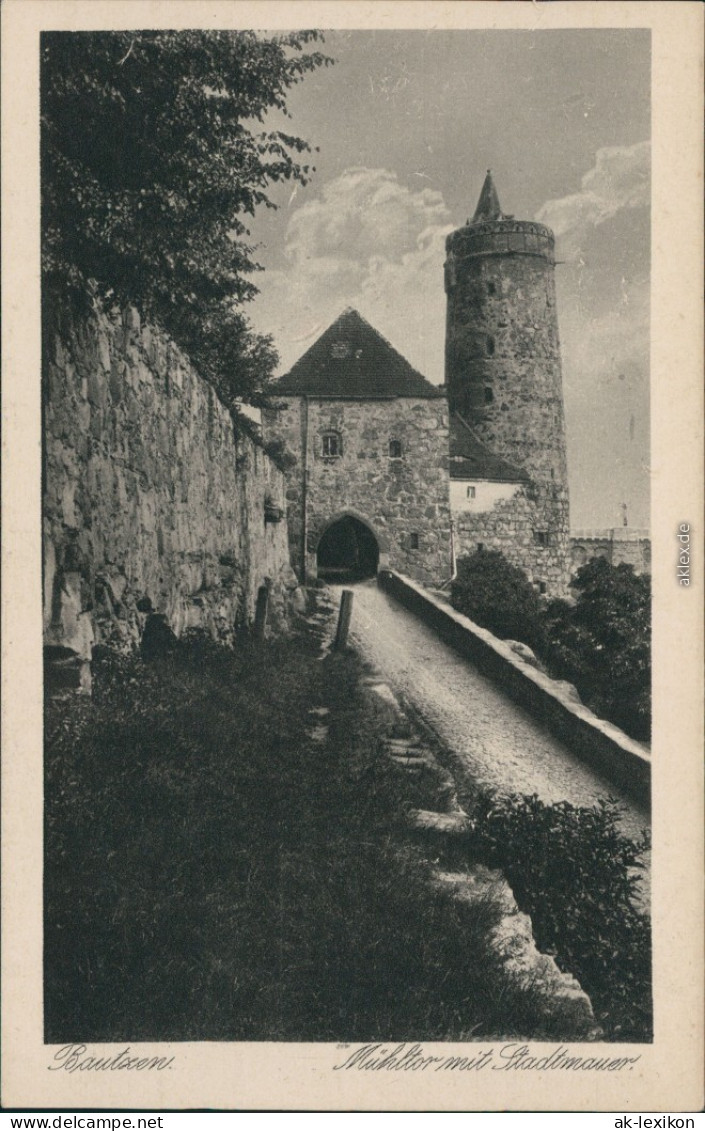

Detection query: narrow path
xmin=337 ymin=580 xmax=649 ymax=843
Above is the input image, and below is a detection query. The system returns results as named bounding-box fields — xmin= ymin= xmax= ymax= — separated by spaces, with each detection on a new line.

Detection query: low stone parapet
xmin=377 ymin=569 xmax=651 ymax=807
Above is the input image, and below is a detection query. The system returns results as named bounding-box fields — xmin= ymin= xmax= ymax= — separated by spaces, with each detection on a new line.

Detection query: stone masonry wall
xmin=444 ymin=219 xmax=571 ymax=595
xmin=263 ymin=396 xmax=452 ymax=586
xmin=453 ymin=484 xmax=571 ymax=593
xmin=44 ymin=301 xmax=301 ymax=688
xmin=570 ymin=530 xmax=651 ymax=576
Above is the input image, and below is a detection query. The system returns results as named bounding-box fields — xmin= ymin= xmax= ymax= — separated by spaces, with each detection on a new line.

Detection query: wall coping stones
xmin=571 ymin=528 xmax=650 ymax=543
xmin=378 ymin=569 xmax=651 ymax=807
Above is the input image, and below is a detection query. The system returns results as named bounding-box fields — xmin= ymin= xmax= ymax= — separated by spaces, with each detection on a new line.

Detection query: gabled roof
xmin=270 ymin=309 xmax=444 ymax=399
xmin=449 ymin=414 xmax=529 ymax=482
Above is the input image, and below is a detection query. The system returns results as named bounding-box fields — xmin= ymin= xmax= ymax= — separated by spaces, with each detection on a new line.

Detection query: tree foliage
xmin=450 ymin=549 xmax=545 ymax=648
xmin=544 ymin=557 xmax=651 ymax=741
xmin=450 ymin=551 xmax=651 ymax=742
xmin=41 ymin=30 xmax=331 ymax=404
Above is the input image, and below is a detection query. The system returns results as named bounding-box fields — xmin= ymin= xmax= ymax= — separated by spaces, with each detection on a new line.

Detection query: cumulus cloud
xmin=249 ymin=167 xmax=453 ymax=381
xmin=249 ymin=159 xmax=650 ymax=525
xmin=536 ymin=141 xmax=650 ymax=258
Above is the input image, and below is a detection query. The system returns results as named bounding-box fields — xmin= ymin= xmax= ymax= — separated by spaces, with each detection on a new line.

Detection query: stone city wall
xmin=570 ymin=530 xmax=651 ymax=576
xmin=44 ymin=301 xmax=302 ymax=690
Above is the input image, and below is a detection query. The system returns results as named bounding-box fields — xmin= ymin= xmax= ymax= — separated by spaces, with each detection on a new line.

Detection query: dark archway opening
xmin=316 ymin=516 xmax=379 ymax=582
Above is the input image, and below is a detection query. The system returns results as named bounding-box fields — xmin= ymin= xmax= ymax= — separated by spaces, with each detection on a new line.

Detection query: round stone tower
xmin=444 ymin=171 xmax=571 ymax=593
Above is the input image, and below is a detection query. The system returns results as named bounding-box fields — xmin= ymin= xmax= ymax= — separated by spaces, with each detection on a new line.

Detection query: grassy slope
xmin=45 ymin=604 xmax=585 ymax=1044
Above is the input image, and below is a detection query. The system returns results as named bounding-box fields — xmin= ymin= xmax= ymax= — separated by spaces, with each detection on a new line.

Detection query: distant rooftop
xmin=270 ymin=309 xmax=444 ymax=399
xmin=449 ymin=414 xmax=529 ymax=482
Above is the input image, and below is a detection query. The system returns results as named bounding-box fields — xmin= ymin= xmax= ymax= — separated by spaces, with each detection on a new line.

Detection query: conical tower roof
xmin=472 ymin=169 xmax=503 ymax=223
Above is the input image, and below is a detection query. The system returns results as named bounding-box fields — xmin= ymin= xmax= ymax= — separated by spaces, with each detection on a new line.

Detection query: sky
xmin=246 ymin=30 xmax=651 ymax=529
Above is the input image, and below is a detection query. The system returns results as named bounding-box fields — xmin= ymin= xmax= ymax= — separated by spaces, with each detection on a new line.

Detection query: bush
xmin=450 ymin=549 xmax=545 ymax=649
xmin=544 ymin=559 xmax=651 ymax=741
xmin=466 ymin=790 xmax=652 ymax=1041
xmin=450 ymin=551 xmax=651 ymax=743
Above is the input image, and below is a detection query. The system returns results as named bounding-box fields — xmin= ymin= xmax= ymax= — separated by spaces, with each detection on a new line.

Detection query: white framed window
xmin=466 ymin=485 xmax=476 ymax=499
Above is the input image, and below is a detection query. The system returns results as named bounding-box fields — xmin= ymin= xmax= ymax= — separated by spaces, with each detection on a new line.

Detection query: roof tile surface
xmin=450 ymin=414 xmax=528 ymax=482
xmin=270 ymin=309 xmax=444 ymax=399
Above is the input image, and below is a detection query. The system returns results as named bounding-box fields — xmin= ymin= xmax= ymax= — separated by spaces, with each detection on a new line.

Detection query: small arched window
xmin=321 ymin=431 xmax=342 ymax=458
xmin=388 ymin=439 xmax=403 ymax=459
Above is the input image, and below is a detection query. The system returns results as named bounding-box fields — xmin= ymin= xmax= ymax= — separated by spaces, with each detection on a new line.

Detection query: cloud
xmin=536 ymin=145 xmax=651 ymax=524
xmin=249 ymin=167 xmax=453 ymax=380
xmin=249 ymin=158 xmax=650 ymax=526
xmin=536 ymin=141 xmax=650 ymax=259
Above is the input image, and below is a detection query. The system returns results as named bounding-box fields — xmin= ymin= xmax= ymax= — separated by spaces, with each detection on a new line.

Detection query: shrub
xmin=450 ymin=549 xmax=545 ymax=649
xmin=451 ymin=551 xmax=651 ymax=742
xmin=466 ymin=790 xmax=652 ymax=1041
xmin=544 ymin=559 xmax=651 ymax=741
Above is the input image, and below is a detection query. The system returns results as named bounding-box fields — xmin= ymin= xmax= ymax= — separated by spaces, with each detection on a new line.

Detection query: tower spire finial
xmin=472 ymin=169 xmax=503 ymax=223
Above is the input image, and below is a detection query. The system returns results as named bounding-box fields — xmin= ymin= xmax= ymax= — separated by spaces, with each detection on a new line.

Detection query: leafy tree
xmin=450 ymin=549 xmax=545 ymax=649
xmin=451 ymin=551 xmax=651 ymax=741
xmin=41 ymin=30 xmax=331 ymax=404
xmin=543 ymin=558 xmax=651 ymax=740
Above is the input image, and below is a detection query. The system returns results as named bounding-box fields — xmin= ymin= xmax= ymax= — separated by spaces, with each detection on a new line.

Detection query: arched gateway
xmin=314 ymin=512 xmax=387 ymax=582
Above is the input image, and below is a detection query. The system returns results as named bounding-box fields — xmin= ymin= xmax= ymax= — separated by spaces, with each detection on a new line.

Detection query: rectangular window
xmin=389 ymin=439 xmax=403 ymax=459
xmin=466 ymin=485 xmax=476 ymax=499
xmin=477 ymin=542 xmax=484 ymax=552
xmin=322 ymin=432 xmax=342 ymax=458
xmin=409 ymin=532 xmax=419 ymax=550
xmin=535 ymin=531 xmax=548 ymax=546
